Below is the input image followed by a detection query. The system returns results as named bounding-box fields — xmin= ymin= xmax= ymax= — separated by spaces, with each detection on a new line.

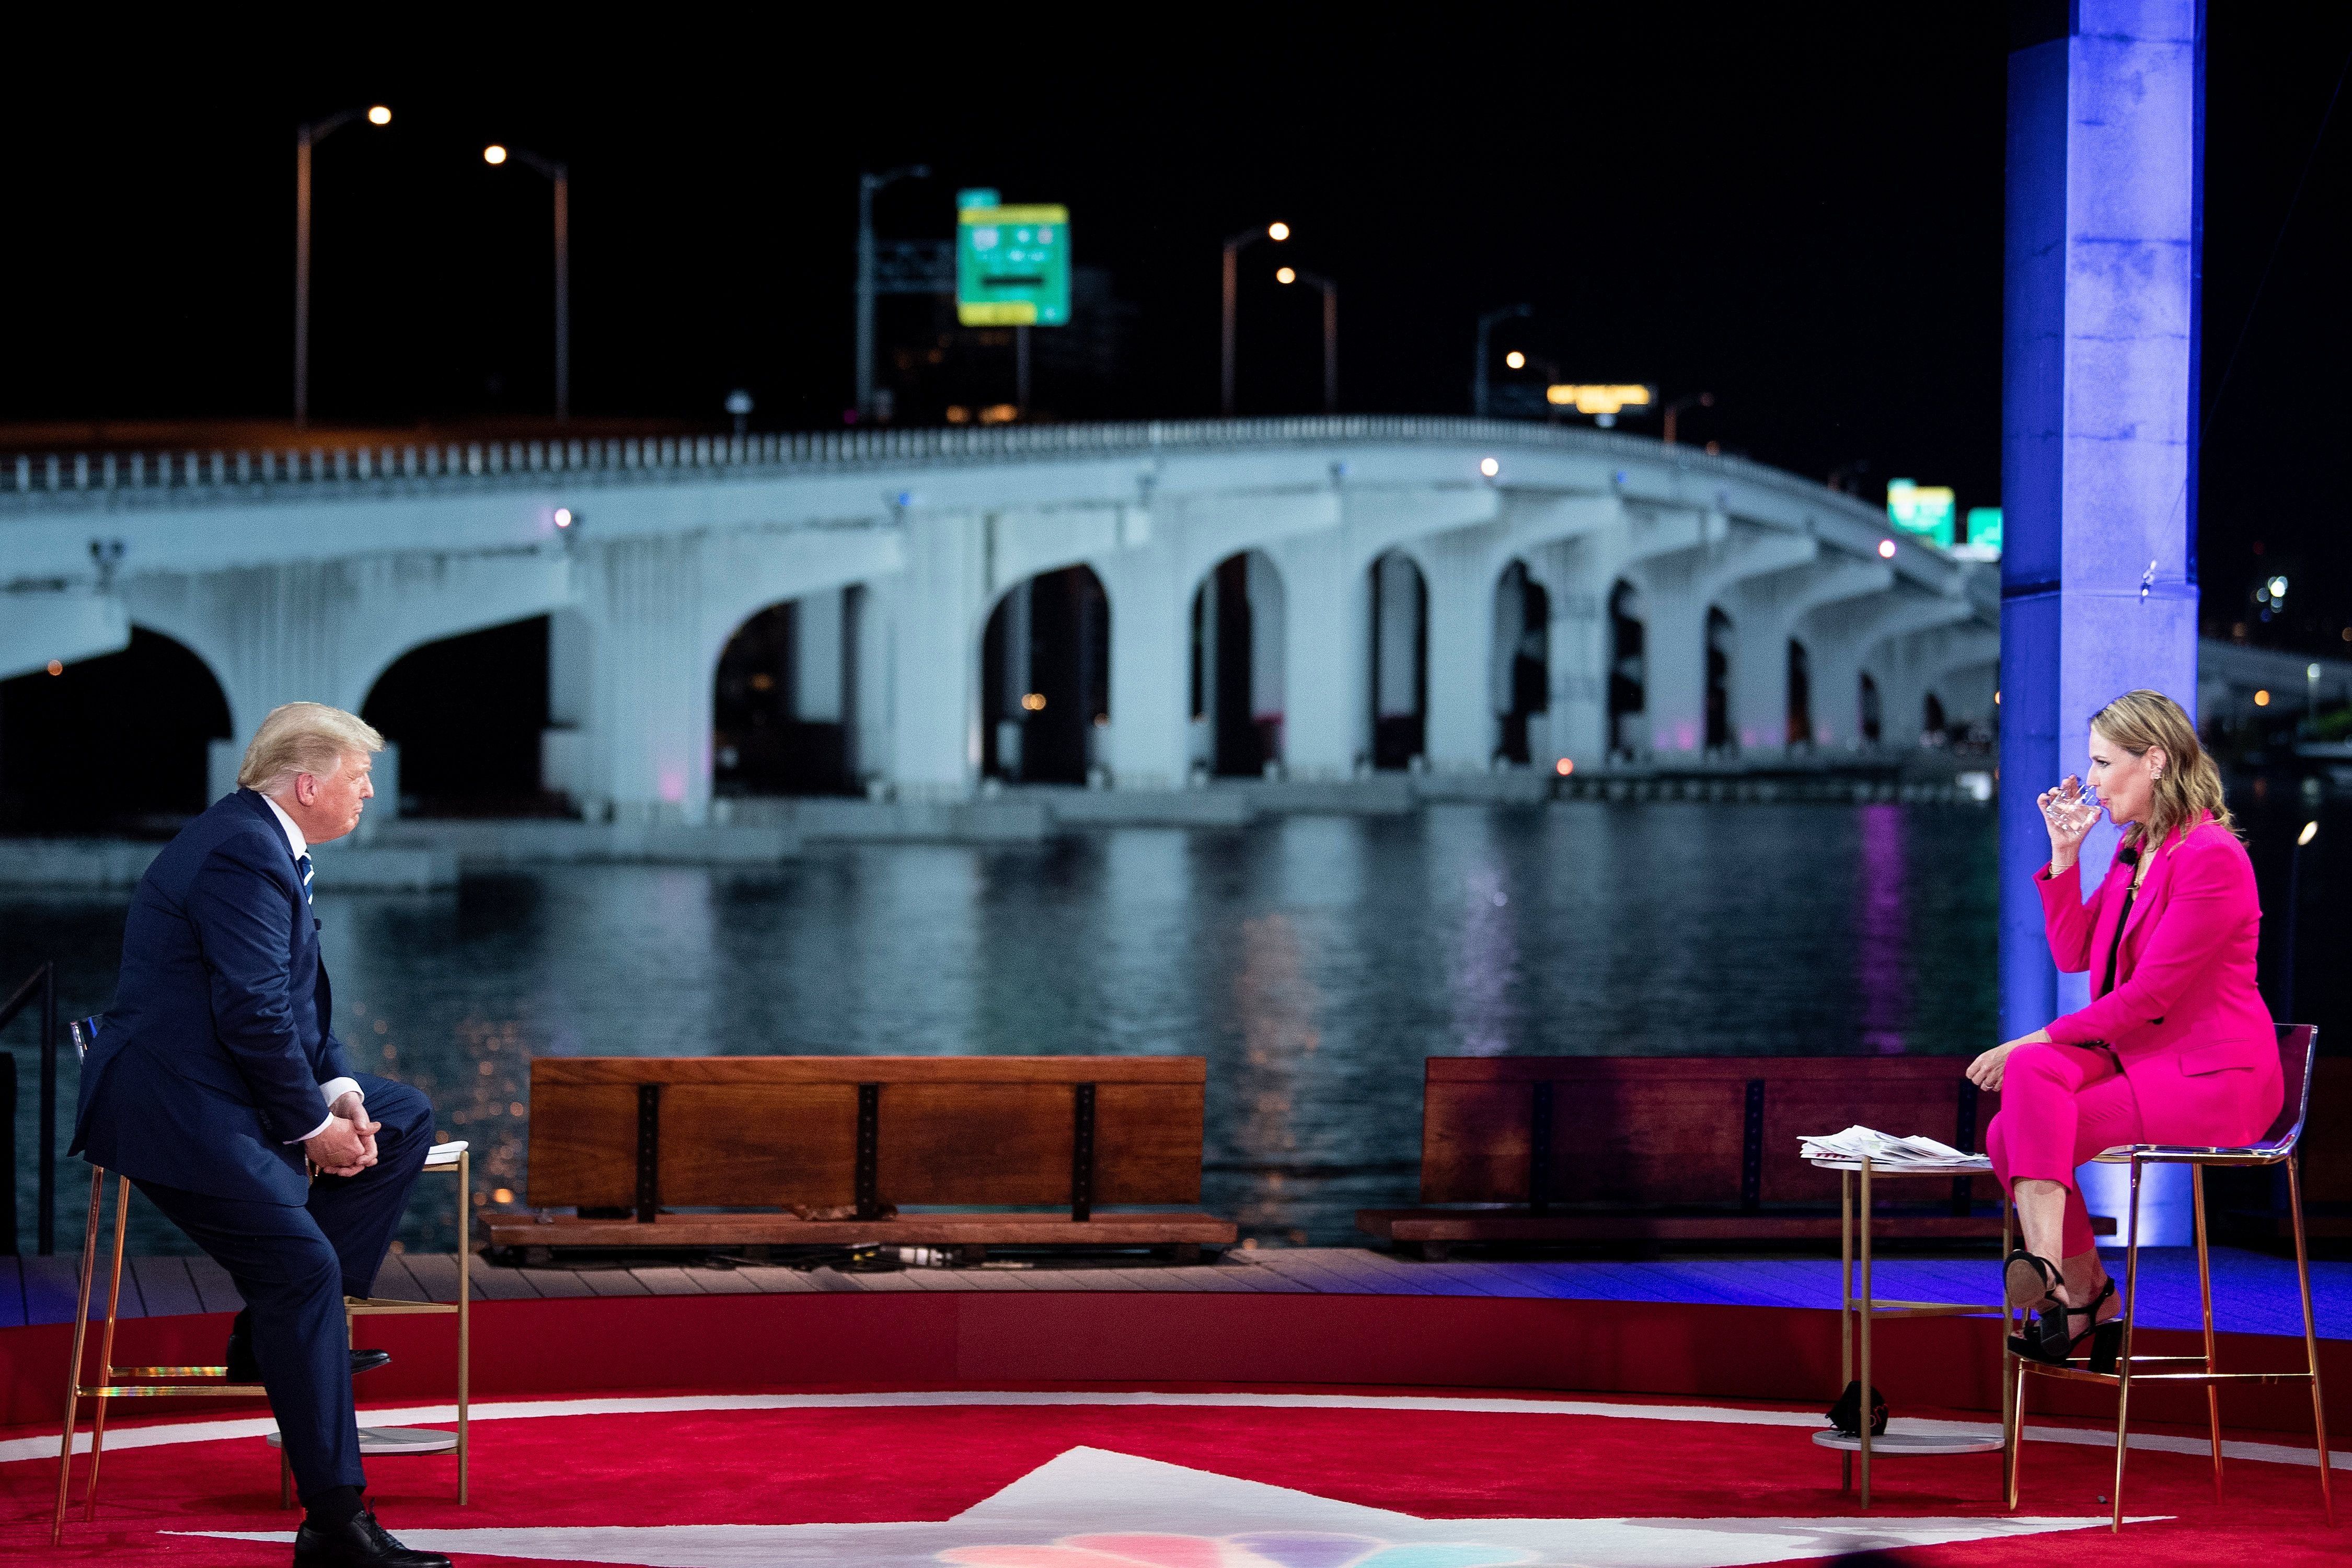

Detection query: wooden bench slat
xmin=525 ymin=1055 xmax=1215 ymax=1218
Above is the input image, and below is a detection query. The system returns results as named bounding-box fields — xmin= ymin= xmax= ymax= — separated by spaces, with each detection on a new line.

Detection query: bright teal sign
xmin=1886 ymin=478 xmax=1956 ymax=548
xmin=956 ymin=202 xmax=1070 ymax=327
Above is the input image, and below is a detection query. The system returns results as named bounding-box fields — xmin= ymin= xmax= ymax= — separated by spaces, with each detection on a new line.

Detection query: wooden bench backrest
xmin=1420 ymin=1056 xmax=1999 ymax=1207
xmin=527 ymin=1056 xmax=1206 ymax=1213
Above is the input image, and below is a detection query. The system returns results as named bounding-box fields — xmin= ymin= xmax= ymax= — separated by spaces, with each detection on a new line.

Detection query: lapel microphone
xmin=2115 ymin=845 xmax=2140 ymax=867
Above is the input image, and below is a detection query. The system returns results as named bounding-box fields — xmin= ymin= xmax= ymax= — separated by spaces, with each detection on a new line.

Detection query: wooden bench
xmin=1355 ymin=1056 xmax=2109 ymax=1256
xmin=483 ymin=1056 xmax=1236 ymax=1261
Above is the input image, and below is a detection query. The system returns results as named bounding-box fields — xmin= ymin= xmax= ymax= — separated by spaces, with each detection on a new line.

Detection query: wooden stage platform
xmin=5 ymin=1244 xmax=2345 ymax=1339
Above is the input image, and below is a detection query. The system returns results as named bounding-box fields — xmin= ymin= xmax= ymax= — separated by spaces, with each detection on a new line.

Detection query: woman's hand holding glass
xmin=2037 ymin=775 xmax=2099 ymax=872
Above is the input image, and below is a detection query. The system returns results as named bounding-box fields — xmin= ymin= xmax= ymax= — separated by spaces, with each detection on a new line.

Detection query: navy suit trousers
xmin=132 ymin=1074 xmax=434 ymax=1502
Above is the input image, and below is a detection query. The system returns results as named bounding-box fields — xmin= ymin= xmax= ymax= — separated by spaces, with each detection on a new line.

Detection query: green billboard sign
xmin=1885 ymin=478 xmax=1956 ymax=548
xmin=956 ymin=201 xmax=1070 ymax=327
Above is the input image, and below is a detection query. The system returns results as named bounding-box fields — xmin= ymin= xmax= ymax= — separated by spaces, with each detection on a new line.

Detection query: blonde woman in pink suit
xmin=1967 ymin=689 xmax=2282 ymax=1371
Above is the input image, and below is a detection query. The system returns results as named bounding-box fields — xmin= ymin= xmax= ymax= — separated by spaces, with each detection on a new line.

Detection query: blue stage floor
xmin=5 ymin=1243 xmax=2346 ymax=1341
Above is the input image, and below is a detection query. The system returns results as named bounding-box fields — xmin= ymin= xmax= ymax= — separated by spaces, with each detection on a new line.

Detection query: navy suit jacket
xmin=73 ymin=788 xmax=356 ymax=1205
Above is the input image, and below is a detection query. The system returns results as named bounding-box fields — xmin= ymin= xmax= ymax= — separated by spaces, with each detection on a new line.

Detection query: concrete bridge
xmin=1 ymin=418 xmax=1997 ymax=824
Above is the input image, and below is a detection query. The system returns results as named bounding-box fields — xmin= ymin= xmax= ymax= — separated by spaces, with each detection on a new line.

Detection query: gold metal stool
xmin=2005 ymin=1022 xmax=2333 ymax=1532
xmin=52 ymin=1018 xmax=269 ymax=1543
xmin=269 ymin=1142 xmax=472 ymax=1508
xmin=1808 ymin=1151 xmax=2013 ymax=1508
xmin=51 ymin=1016 xmax=472 ymax=1539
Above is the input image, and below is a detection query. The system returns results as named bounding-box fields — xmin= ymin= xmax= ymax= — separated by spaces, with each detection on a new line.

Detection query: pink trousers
xmin=1983 ymin=1043 xmax=2146 ymax=1258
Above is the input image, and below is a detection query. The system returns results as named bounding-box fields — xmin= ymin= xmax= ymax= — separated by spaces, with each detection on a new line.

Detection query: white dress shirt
xmin=260 ymin=792 xmax=363 ymax=1143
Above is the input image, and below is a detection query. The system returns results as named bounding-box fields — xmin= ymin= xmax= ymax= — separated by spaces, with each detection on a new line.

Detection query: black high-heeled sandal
xmin=2008 ymin=1275 xmax=2122 ymax=1374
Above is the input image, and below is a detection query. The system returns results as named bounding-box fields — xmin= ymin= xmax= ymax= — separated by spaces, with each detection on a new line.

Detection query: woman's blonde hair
xmin=236 ymin=702 xmax=384 ymax=797
xmin=2089 ymin=688 xmax=2232 ymax=848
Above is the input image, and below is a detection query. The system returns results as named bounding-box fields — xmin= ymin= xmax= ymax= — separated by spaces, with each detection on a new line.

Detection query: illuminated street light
xmin=486 ymin=143 xmax=572 ymax=421
xmin=1505 ymin=350 xmax=1526 ymax=370
xmin=1276 ymin=266 xmax=1340 ymax=413
xmin=294 ymin=103 xmax=395 ymax=426
xmin=1473 ymin=303 xmax=1531 ymax=418
xmin=1877 ymin=539 xmax=1898 ymax=559
xmin=1221 ymin=220 xmax=1291 ymax=416
xmin=2287 ymin=815 xmax=2322 ymax=1018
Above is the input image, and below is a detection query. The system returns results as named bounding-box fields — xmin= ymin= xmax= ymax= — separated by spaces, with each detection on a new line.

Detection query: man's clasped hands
xmin=305 ymin=1090 xmax=382 ymax=1178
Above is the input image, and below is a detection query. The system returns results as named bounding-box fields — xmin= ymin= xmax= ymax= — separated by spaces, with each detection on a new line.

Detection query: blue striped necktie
xmin=296 ymin=854 xmax=314 ymax=907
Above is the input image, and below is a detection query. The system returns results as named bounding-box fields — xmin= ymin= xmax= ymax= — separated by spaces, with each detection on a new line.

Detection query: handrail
xmin=0 ymin=414 xmax=1898 ymax=529
xmin=0 ymin=962 xmax=57 ymax=1254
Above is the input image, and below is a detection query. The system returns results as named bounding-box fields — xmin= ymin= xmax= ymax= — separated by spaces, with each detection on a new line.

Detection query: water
xmin=4 ymin=801 xmax=2015 ymax=1256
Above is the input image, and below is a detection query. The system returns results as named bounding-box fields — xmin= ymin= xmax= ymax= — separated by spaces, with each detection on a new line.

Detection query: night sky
xmin=5 ymin=11 xmax=2346 ymax=653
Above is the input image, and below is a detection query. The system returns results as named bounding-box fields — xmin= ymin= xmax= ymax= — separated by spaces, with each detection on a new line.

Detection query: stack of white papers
xmin=1800 ymin=1125 xmax=1991 ymax=1170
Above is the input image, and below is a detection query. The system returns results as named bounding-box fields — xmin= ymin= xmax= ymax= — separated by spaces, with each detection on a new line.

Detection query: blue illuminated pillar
xmin=2002 ymin=2 xmax=2204 ymax=1242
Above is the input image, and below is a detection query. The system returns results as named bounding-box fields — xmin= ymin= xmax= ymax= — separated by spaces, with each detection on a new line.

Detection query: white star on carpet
xmin=190 ymin=1445 xmax=2151 ymax=1567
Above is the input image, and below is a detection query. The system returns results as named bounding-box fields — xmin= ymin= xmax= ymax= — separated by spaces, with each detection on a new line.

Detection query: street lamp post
xmin=1472 ymin=303 xmax=1531 ymax=419
xmin=856 ymin=165 xmax=929 ymax=423
xmin=1662 ymin=390 xmax=1715 ymax=446
xmin=485 ymin=144 xmax=572 ymax=422
xmin=2284 ymin=818 xmax=2319 ymax=1022
xmin=1277 ymin=266 xmax=1339 ymax=414
xmin=1220 ymin=221 xmax=1289 ymax=417
xmin=294 ymin=105 xmax=391 ymax=428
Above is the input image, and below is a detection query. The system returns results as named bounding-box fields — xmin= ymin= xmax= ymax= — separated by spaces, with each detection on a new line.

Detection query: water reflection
xmin=4 ymin=801 xmax=2007 ymax=1254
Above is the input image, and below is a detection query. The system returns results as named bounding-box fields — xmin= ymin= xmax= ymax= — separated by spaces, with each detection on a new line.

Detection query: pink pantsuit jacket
xmin=2035 ymin=814 xmax=2282 ymax=1145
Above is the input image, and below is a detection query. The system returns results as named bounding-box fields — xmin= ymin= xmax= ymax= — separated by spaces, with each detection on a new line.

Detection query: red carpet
xmin=3 ymin=1390 xmax=2338 ymax=1566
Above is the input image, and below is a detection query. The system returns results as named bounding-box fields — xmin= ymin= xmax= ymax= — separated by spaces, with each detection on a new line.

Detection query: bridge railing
xmin=0 ymin=415 xmax=1881 ymax=520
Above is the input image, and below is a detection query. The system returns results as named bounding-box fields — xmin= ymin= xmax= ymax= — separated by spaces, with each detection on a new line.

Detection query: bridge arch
xmin=1492 ymin=559 xmax=1549 ymax=765
xmin=981 ymin=564 xmax=1109 ymax=784
xmin=0 ymin=627 xmax=230 ymax=832
xmin=361 ymin=616 xmax=555 ymax=816
xmin=1368 ymin=549 xmax=1427 ymax=770
xmin=1704 ymin=606 xmax=1736 ymax=754
xmin=1189 ymin=549 xmax=1286 ymax=777
xmin=712 ymin=592 xmax=861 ymax=798
xmin=1607 ymin=579 xmax=1646 ymax=759
xmin=1785 ymin=638 xmax=1814 ymax=749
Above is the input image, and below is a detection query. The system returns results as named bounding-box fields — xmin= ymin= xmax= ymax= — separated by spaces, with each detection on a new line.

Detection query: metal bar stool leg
xmin=2000 ymin=1189 xmax=2017 ymax=1506
xmin=1838 ymin=1168 xmax=1852 ymax=1494
xmin=83 ymin=1175 xmax=134 ymax=1520
xmin=51 ymin=1170 xmax=106 ymax=1545
xmin=2287 ymin=1155 xmax=2334 ymax=1525
xmin=457 ymin=1148 xmax=471 ymax=1506
xmin=2191 ymin=1165 xmax=2222 ymax=1501
xmin=1858 ymin=1156 xmax=1874 ymax=1508
xmin=2110 ymin=1156 xmax=2145 ymax=1534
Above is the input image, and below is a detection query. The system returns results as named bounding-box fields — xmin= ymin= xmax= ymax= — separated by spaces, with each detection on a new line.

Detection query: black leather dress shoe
xmin=292 ymin=1509 xmax=451 ymax=1568
xmin=225 ymin=1334 xmax=391 ymax=1383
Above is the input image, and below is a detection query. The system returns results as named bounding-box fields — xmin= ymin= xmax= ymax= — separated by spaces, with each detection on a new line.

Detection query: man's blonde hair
xmin=236 ymin=703 xmax=384 ymax=797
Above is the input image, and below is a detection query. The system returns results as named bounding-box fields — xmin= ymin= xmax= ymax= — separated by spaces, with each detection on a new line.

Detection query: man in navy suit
xmin=75 ymin=703 xmax=448 ymax=1568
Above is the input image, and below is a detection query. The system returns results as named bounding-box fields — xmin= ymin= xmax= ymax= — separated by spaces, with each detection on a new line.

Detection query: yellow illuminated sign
xmin=1545 ymin=384 xmax=1655 ymax=415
